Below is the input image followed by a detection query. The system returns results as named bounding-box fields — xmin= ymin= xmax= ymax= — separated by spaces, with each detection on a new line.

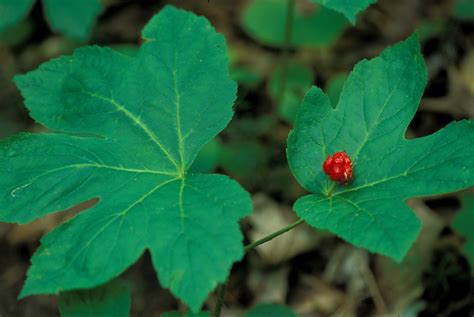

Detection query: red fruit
xmin=323 ymin=151 xmax=353 ymax=184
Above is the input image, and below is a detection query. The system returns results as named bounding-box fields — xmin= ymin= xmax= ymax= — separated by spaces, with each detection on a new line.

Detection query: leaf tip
xmin=141 ymin=4 xmax=203 ymax=42
xmin=346 ymin=15 xmax=357 ymax=25
xmin=18 ymin=283 xmax=33 ymax=300
xmin=13 ymin=73 xmax=28 ymax=90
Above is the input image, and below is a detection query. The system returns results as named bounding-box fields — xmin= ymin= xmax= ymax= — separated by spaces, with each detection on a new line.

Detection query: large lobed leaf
xmin=287 ymin=34 xmax=474 ymax=262
xmin=310 ymin=0 xmax=377 ymax=24
xmin=0 ymin=5 xmax=252 ymax=312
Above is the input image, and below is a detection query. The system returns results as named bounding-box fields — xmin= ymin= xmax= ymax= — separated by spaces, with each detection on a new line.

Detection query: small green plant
xmin=0 ymin=0 xmax=102 ymax=40
xmin=241 ymin=0 xmax=371 ymax=125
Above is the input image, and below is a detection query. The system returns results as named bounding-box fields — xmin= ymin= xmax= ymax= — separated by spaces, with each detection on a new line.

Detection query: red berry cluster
xmin=323 ymin=151 xmax=353 ymax=184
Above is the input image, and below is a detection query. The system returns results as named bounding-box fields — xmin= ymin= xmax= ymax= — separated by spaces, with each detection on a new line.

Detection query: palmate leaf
xmin=0 ymin=5 xmax=251 ymax=312
xmin=287 ymin=34 xmax=474 ymax=262
xmin=310 ymin=0 xmax=377 ymax=24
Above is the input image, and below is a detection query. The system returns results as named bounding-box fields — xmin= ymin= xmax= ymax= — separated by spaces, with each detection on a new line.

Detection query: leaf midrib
xmin=325 ymin=60 xmax=413 ymax=197
xmin=349 ymin=59 xmax=412 ymax=165
xmin=333 ymin=123 xmax=474 ymax=197
xmin=172 ymin=54 xmax=186 ymax=176
xmin=10 ymin=162 xmax=179 ymax=197
xmin=82 ymin=90 xmax=182 ymax=172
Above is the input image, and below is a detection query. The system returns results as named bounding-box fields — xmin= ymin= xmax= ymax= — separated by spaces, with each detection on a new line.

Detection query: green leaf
xmin=58 ymin=279 xmax=131 ymax=317
xmin=453 ymin=194 xmax=474 ymax=274
xmin=43 ymin=0 xmax=102 ymax=40
xmin=244 ymin=303 xmax=299 ymax=317
xmin=1 ymin=5 xmax=252 ymax=312
xmin=310 ymin=0 xmax=377 ymax=24
xmin=268 ymin=62 xmax=314 ymax=123
xmin=241 ymin=0 xmax=348 ymax=48
xmin=287 ymin=34 xmax=474 ymax=261
xmin=0 ymin=0 xmax=34 ymax=30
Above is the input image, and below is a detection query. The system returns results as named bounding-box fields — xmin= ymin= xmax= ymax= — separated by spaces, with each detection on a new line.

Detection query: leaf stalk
xmin=244 ymin=218 xmax=305 ymax=252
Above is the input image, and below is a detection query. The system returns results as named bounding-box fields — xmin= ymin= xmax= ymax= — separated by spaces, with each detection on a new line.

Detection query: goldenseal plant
xmin=0 ymin=6 xmax=251 ymax=313
xmin=287 ymin=34 xmax=474 ymax=262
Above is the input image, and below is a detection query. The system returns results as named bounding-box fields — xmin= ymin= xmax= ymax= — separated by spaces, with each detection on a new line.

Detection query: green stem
xmin=277 ymin=0 xmax=296 ymax=105
xmin=212 ymin=218 xmax=305 ymax=316
xmin=244 ymin=218 xmax=305 ymax=253
xmin=212 ymin=281 xmax=228 ymax=317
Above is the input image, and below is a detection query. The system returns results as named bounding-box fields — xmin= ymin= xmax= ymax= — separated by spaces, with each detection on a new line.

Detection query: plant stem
xmin=277 ymin=0 xmax=296 ymax=105
xmin=212 ymin=281 xmax=228 ymax=317
xmin=212 ymin=218 xmax=305 ymax=316
xmin=244 ymin=218 xmax=305 ymax=252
